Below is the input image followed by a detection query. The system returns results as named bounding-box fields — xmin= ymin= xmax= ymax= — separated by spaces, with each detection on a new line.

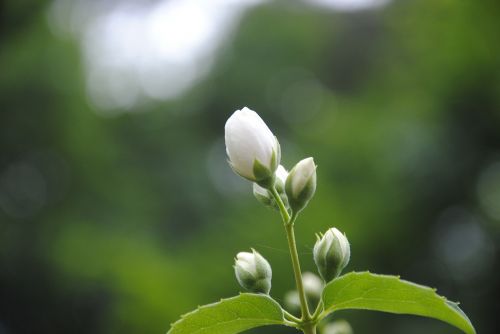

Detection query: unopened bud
xmin=323 ymin=320 xmax=353 ymax=334
xmin=284 ymin=272 xmax=323 ymax=314
xmin=253 ymin=165 xmax=289 ymax=210
xmin=302 ymin=272 xmax=324 ymax=303
xmin=313 ymin=228 xmax=350 ymax=282
xmin=285 ymin=157 xmax=317 ymax=213
xmin=274 ymin=164 xmax=288 ymax=193
xmin=283 ymin=290 xmax=301 ymax=314
xmin=253 ymin=183 xmax=274 ymax=207
xmin=234 ymin=249 xmax=272 ymax=294
xmin=225 ymin=107 xmax=281 ymax=187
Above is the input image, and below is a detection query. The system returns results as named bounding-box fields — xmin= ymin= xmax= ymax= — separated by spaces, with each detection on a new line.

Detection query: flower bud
xmin=313 ymin=228 xmax=350 ymax=282
xmin=323 ymin=320 xmax=353 ymax=334
xmin=285 ymin=157 xmax=317 ymax=213
xmin=283 ymin=290 xmax=301 ymax=314
xmin=225 ymin=107 xmax=280 ymax=188
xmin=274 ymin=164 xmax=288 ymax=193
xmin=302 ymin=272 xmax=324 ymax=303
xmin=253 ymin=183 xmax=274 ymax=207
xmin=253 ymin=165 xmax=289 ymax=210
xmin=284 ymin=272 xmax=323 ymax=314
xmin=234 ymin=249 xmax=272 ymax=294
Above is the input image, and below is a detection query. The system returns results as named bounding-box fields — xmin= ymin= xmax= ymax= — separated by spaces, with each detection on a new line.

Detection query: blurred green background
xmin=1 ymin=0 xmax=499 ymax=333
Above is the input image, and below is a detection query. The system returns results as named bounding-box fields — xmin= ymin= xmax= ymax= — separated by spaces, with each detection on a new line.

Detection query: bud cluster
xmin=225 ymin=107 xmax=350 ymax=313
xmin=253 ymin=165 xmax=289 ymax=211
xmin=225 ymin=107 xmax=317 ymax=214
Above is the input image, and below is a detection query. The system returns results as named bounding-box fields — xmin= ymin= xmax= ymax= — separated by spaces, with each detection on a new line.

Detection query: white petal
xmin=291 ymin=157 xmax=316 ymax=196
xmin=236 ymin=251 xmax=254 ymax=263
xmin=323 ymin=228 xmax=335 ymax=249
xmin=225 ymin=107 xmax=277 ymax=179
xmin=276 ymin=165 xmax=289 ymax=184
xmin=330 ymin=228 xmax=349 ymax=258
xmin=302 ymin=272 xmax=324 ymax=296
xmin=236 ymin=251 xmax=257 ymax=273
xmin=236 ymin=259 xmax=254 ymax=273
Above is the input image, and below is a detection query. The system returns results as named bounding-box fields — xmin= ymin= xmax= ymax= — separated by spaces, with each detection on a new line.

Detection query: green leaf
xmin=322 ymin=272 xmax=476 ymax=334
xmin=167 ymin=293 xmax=286 ymax=334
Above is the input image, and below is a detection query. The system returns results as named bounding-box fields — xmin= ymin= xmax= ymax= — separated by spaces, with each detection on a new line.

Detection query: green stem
xmin=284 ymin=319 xmax=301 ymax=329
xmin=284 ymin=310 xmax=301 ymax=323
xmin=312 ymin=303 xmax=323 ymax=322
xmin=270 ymin=187 xmax=290 ymax=222
xmin=270 ymin=187 xmax=313 ymax=330
xmin=302 ymin=323 xmax=317 ymax=334
xmin=284 ymin=221 xmax=311 ymax=321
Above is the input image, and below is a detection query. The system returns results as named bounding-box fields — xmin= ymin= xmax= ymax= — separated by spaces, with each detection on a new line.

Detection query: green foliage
xmin=322 ymin=272 xmax=476 ymax=334
xmin=167 ymin=293 xmax=285 ymax=334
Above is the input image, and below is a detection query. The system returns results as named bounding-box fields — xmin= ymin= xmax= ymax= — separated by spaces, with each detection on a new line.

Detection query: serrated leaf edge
xmin=321 ymin=271 xmax=476 ymax=334
xmin=167 ymin=293 xmax=285 ymax=334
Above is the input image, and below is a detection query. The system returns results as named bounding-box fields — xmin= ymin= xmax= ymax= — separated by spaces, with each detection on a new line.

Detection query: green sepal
xmin=253 ymin=190 xmax=274 ymax=207
xmin=252 ymin=141 xmax=281 ymax=188
xmin=275 ymin=175 xmax=285 ymax=193
xmin=253 ymin=186 xmax=289 ymax=212
xmin=253 ymin=158 xmax=274 ymax=189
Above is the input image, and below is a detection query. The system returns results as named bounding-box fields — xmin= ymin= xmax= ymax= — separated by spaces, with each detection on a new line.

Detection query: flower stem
xmin=270 ymin=186 xmax=290 ymax=222
xmin=312 ymin=300 xmax=324 ymax=320
xmin=270 ymin=187 xmax=313 ymax=332
xmin=284 ymin=310 xmax=301 ymax=323
xmin=284 ymin=220 xmax=312 ymax=321
xmin=302 ymin=322 xmax=317 ymax=334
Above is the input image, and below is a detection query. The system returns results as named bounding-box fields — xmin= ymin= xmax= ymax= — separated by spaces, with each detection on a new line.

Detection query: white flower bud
xmin=302 ymin=272 xmax=324 ymax=302
xmin=323 ymin=320 xmax=353 ymax=334
xmin=274 ymin=164 xmax=289 ymax=193
xmin=253 ymin=165 xmax=289 ymax=209
xmin=284 ymin=272 xmax=323 ymax=314
xmin=285 ymin=157 xmax=317 ymax=213
xmin=284 ymin=290 xmax=301 ymax=314
xmin=225 ymin=107 xmax=280 ymax=187
xmin=313 ymin=228 xmax=350 ymax=282
xmin=234 ymin=249 xmax=272 ymax=294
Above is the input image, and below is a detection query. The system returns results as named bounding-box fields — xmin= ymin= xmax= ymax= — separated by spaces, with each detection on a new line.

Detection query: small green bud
xmin=234 ymin=249 xmax=272 ymax=294
xmin=285 ymin=157 xmax=317 ymax=213
xmin=253 ymin=183 xmax=273 ymax=207
xmin=313 ymin=228 xmax=350 ymax=282
xmin=253 ymin=165 xmax=289 ymax=210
